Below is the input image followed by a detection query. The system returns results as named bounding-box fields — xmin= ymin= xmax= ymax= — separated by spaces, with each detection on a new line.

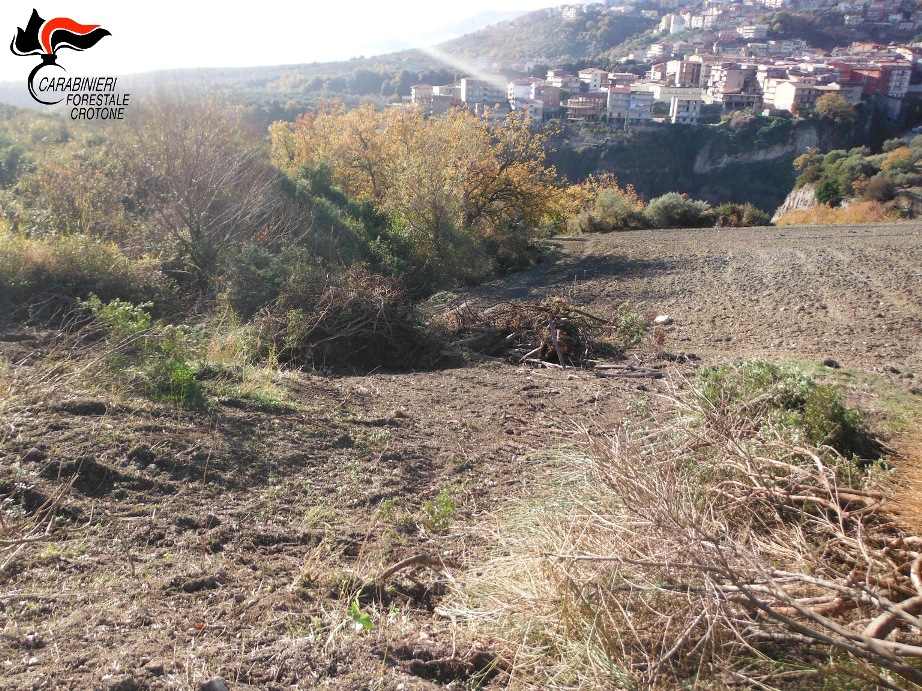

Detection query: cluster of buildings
xmin=540 ymin=0 xmax=921 ymax=48
xmin=408 ymin=42 xmax=921 ymax=127
xmin=402 ymin=0 xmax=922 ymax=127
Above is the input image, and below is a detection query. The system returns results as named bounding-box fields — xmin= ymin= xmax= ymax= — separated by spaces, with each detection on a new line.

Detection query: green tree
xmin=814 ymin=93 xmax=857 ymax=127
xmin=271 ymin=103 xmax=561 ymax=282
xmin=815 ymin=177 xmax=844 ymax=206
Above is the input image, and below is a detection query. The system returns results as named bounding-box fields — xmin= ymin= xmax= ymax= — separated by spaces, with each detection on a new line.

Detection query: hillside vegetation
xmin=3 ymin=214 xmax=921 ymax=688
xmin=774 ymin=135 xmax=922 ymax=224
xmin=1 ymin=96 xmax=781 ymax=387
xmin=1 ymin=77 xmax=921 ymax=691
xmin=440 ymin=11 xmax=655 ymax=63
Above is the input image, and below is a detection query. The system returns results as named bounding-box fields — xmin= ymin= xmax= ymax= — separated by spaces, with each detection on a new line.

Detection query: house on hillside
xmin=670 ymin=94 xmax=702 ymax=124
xmin=608 ymin=86 xmax=654 ymax=124
xmin=772 ymin=81 xmax=818 ymax=113
xmin=566 ymin=91 xmax=609 ymax=121
xmin=579 ymin=68 xmax=611 ymax=91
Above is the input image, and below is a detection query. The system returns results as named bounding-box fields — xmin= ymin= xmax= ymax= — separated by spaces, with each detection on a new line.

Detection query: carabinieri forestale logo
xmin=10 ymin=8 xmax=130 ymax=120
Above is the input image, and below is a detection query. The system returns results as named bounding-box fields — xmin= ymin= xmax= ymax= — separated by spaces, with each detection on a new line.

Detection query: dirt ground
xmin=1 ymin=222 xmax=921 ymax=690
xmin=476 ymin=222 xmax=922 ymax=373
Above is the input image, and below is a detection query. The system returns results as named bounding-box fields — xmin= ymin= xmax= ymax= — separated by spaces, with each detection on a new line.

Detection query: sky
xmin=0 ymin=0 xmax=555 ymax=85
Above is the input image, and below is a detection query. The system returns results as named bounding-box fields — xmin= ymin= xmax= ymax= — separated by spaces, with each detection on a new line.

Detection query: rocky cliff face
xmin=772 ymin=182 xmax=817 ymax=222
xmin=693 ymin=126 xmax=820 ymax=174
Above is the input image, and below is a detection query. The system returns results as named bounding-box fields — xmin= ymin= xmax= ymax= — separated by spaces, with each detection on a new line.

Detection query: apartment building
xmin=566 ymin=91 xmax=609 ymax=120
xmin=849 ymin=62 xmax=911 ymax=98
xmin=535 ymin=84 xmax=562 ymax=113
xmin=666 ymin=59 xmax=705 ymax=85
xmin=459 ymin=78 xmax=506 ymax=108
xmin=508 ymin=78 xmax=543 ymax=102
xmin=410 ymin=84 xmax=433 ymax=106
xmin=772 ymin=81 xmax=818 ymax=112
xmin=608 ymin=86 xmax=655 ymax=124
xmin=579 ymin=68 xmax=611 ymax=91
xmin=737 ymin=25 xmax=769 ymax=39
xmin=670 ymin=94 xmax=702 ymax=123
xmin=546 ymin=69 xmax=581 ymax=90
xmin=511 ymin=98 xmax=544 ymax=120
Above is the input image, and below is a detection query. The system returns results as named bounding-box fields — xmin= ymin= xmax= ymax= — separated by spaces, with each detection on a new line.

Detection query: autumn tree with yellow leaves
xmin=270 ymin=103 xmax=562 ymax=282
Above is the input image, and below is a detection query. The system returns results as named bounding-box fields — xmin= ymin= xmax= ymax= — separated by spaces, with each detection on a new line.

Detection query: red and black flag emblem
xmin=11 ymin=9 xmax=111 ymax=105
xmin=11 ymin=9 xmax=110 ymax=56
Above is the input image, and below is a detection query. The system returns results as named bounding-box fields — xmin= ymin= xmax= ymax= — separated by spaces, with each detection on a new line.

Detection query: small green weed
xmin=422 ymin=486 xmax=459 ymax=534
xmin=347 ymin=598 xmax=373 ymax=631
xmin=613 ymin=302 xmax=648 ymax=348
xmin=82 ymin=295 xmax=152 ymax=340
xmin=379 ymin=498 xmax=415 ymax=533
xmin=80 ymin=295 xmax=204 ymax=406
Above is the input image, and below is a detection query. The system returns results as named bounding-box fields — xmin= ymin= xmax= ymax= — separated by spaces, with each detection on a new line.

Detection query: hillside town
xmin=410 ymin=0 xmax=922 ymax=126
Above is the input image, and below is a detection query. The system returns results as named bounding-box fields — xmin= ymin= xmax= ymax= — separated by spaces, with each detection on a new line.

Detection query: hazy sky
xmin=1 ymin=1 xmax=553 ymax=84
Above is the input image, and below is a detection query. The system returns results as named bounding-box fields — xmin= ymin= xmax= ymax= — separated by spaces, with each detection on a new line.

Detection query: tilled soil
xmin=476 ymin=223 xmax=922 ymax=374
xmin=1 ymin=223 xmax=921 ymax=690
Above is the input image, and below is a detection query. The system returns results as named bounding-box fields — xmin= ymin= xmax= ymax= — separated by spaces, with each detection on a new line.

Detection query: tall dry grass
xmin=775 ymin=201 xmax=901 ymax=226
xmin=448 ymin=368 xmax=921 ymax=689
xmin=0 ymin=225 xmax=165 ymax=312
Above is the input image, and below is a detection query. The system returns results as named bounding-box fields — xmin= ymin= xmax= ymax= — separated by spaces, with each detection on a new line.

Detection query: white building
xmin=579 ymin=68 xmax=611 ymax=91
xmin=460 ymin=78 xmax=506 ymax=108
xmin=773 ymin=80 xmax=818 ymax=113
xmin=511 ymin=98 xmax=544 ymax=120
xmin=738 ymin=25 xmax=769 ymax=40
xmin=670 ymin=94 xmax=702 ymax=124
xmin=608 ymin=85 xmax=655 ymax=124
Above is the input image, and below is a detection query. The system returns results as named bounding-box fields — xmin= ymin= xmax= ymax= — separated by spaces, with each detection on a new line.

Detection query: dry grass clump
xmin=0 ymin=226 xmax=166 ymax=316
xmin=449 ymin=366 xmax=922 ymax=689
xmin=776 ymin=201 xmax=901 ymax=226
xmin=888 ymin=429 xmax=922 ymax=537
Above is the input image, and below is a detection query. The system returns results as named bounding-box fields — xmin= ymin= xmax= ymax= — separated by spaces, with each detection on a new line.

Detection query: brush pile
xmin=451 ymin=361 xmax=922 ymax=689
xmin=442 ymin=297 xmax=620 ymax=367
xmin=261 ymin=265 xmax=442 ymax=370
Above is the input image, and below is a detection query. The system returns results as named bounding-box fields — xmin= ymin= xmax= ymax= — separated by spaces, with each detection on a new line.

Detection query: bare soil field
xmin=477 ymin=222 xmax=922 ymax=373
xmin=1 ymin=223 xmax=921 ymax=690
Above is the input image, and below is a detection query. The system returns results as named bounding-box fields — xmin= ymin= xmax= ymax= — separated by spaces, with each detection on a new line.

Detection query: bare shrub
xmin=126 ymin=91 xmax=305 ymax=294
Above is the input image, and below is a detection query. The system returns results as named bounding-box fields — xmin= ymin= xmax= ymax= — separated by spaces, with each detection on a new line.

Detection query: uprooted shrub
xmin=450 ymin=362 xmax=916 ymax=689
xmin=441 ymin=297 xmax=644 ymax=366
xmin=261 ymin=263 xmax=442 ymax=370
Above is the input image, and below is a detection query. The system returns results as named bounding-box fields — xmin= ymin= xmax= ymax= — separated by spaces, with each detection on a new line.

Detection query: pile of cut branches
xmin=261 ymin=265 xmax=441 ymax=370
xmin=445 ymin=298 xmax=620 ymax=367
